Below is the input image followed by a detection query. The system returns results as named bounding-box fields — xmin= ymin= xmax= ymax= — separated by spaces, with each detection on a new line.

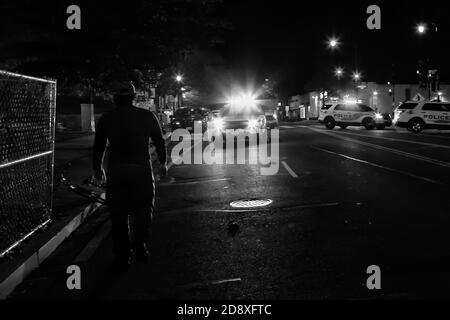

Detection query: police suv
xmin=394 ymin=101 xmax=450 ymax=133
xmin=318 ymin=101 xmax=389 ymax=130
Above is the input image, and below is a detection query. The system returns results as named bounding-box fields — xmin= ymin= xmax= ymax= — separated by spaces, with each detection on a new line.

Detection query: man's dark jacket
xmin=93 ymin=105 xmax=166 ymax=173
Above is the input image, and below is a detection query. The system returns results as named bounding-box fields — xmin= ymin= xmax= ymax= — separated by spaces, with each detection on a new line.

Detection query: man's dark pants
xmin=106 ymin=164 xmax=155 ymax=260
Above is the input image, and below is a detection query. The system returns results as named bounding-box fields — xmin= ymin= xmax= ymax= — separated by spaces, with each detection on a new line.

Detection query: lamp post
xmin=352 ymin=71 xmax=362 ymax=100
xmin=416 ymin=22 xmax=439 ymax=100
xmin=175 ymin=74 xmax=183 ymax=110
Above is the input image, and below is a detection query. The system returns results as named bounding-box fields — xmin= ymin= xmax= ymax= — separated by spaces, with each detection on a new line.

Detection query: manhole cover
xmin=230 ymin=199 xmax=273 ymax=208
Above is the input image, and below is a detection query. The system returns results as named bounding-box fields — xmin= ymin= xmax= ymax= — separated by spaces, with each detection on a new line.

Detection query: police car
xmin=318 ymin=101 xmax=389 ymax=130
xmin=393 ymin=100 xmax=450 ymax=133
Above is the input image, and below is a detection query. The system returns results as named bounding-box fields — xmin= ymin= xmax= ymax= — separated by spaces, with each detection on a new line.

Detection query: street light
xmin=352 ymin=71 xmax=361 ymax=81
xmin=415 ymin=22 xmax=439 ymax=100
xmin=327 ymin=38 xmax=339 ymax=49
xmin=175 ymin=74 xmax=183 ymax=109
xmin=417 ymin=24 xmax=426 ymax=34
xmin=334 ymin=67 xmax=344 ymax=79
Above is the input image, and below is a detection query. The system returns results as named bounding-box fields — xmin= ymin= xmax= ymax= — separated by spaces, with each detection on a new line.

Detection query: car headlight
xmin=393 ymin=111 xmax=400 ymax=123
xmin=374 ymin=113 xmax=383 ymax=120
xmin=212 ymin=118 xmax=224 ymax=130
xmin=248 ymin=118 xmax=258 ymax=129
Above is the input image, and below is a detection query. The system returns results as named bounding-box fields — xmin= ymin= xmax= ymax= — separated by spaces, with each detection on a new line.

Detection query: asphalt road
xmin=11 ymin=122 xmax=450 ymax=299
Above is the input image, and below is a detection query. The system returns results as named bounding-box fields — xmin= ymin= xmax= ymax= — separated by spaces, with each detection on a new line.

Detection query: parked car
xmin=318 ymin=101 xmax=390 ymax=130
xmin=264 ymin=114 xmax=278 ymax=129
xmin=170 ymin=107 xmax=210 ymax=132
xmin=394 ymin=100 xmax=450 ymax=133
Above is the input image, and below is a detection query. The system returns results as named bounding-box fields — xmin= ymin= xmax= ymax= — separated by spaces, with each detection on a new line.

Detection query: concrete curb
xmin=0 ymin=196 xmax=104 ymax=299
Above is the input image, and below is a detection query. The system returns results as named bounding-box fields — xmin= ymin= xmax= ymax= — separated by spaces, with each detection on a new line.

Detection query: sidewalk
xmin=0 ymin=133 xmax=99 ymax=298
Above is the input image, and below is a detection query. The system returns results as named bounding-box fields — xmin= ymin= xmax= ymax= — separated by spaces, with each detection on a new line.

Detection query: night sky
xmin=2 ymin=0 xmax=450 ymax=98
xmin=220 ymin=0 xmax=450 ymax=96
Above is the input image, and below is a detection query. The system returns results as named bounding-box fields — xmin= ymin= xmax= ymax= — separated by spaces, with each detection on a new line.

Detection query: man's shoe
xmin=133 ymin=244 xmax=150 ymax=263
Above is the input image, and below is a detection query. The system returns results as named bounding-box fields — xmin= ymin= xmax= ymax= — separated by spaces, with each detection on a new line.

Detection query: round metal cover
xmin=230 ymin=199 xmax=273 ymax=208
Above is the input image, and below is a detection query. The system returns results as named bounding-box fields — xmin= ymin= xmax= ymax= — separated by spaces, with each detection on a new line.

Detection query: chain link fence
xmin=0 ymin=70 xmax=56 ymax=256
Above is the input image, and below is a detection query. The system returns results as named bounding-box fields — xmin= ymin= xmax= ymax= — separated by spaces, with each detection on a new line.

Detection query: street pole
xmin=392 ymin=83 xmax=395 ymax=108
xmin=179 ymin=86 xmax=183 ymax=109
xmin=88 ymin=79 xmax=93 ymax=105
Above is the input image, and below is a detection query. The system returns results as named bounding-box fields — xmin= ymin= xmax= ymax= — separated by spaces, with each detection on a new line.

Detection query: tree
xmin=0 ymin=0 xmax=232 ymax=100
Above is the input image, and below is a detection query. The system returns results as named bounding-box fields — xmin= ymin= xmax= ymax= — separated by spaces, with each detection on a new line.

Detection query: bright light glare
xmin=375 ymin=113 xmax=383 ymax=119
xmin=328 ymin=38 xmax=339 ymax=49
xmin=227 ymin=93 xmax=257 ymax=107
xmin=417 ymin=24 xmax=426 ymax=34
xmin=352 ymin=72 xmax=361 ymax=80
xmin=176 ymin=74 xmax=183 ymax=82
xmin=212 ymin=117 xmax=224 ymax=130
xmin=248 ymin=118 xmax=258 ymax=129
xmin=344 ymin=99 xmax=358 ymax=105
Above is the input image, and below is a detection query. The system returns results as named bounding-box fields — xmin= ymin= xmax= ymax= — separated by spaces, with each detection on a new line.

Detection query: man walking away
xmin=92 ymin=81 xmax=167 ymax=270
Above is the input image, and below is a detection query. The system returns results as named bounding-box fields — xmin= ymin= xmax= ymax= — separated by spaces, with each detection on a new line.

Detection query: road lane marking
xmin=324 ymin=130 xmax=450 ymax=149
xmin=211 ymin=278 xmax=242 ymax=285
xmin=281 ymin=202 xmax=340 ymax=210
xmin=158 ymin=177 xmax=229 ymax=187
xmin=312 ymin=146 xmax=446 ymax=186
xmin=279 ymin=125 xmax=296 ymax=129
xmin=194 ymin=202 xmax=357 ymax=214
xmin=197 ymin=209 xmax=264 ymax=213
xmin=281 ymin=161 xmax=299 ymax=178
xmin=306 ymin=126 xmax=450 ymax=168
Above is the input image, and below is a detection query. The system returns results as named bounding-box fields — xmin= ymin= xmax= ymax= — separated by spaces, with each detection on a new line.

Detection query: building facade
xmin=350 ymin=82 xmax=449 ymax=114
xmin=288 ymin=82 xmax=450 ymax=120
xmin=287 ymin=92 xmax=321 ymax=120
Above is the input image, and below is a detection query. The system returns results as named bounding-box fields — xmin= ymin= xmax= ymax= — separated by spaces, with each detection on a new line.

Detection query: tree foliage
xmin=0 ymin=0 xmax=231 ymax=98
